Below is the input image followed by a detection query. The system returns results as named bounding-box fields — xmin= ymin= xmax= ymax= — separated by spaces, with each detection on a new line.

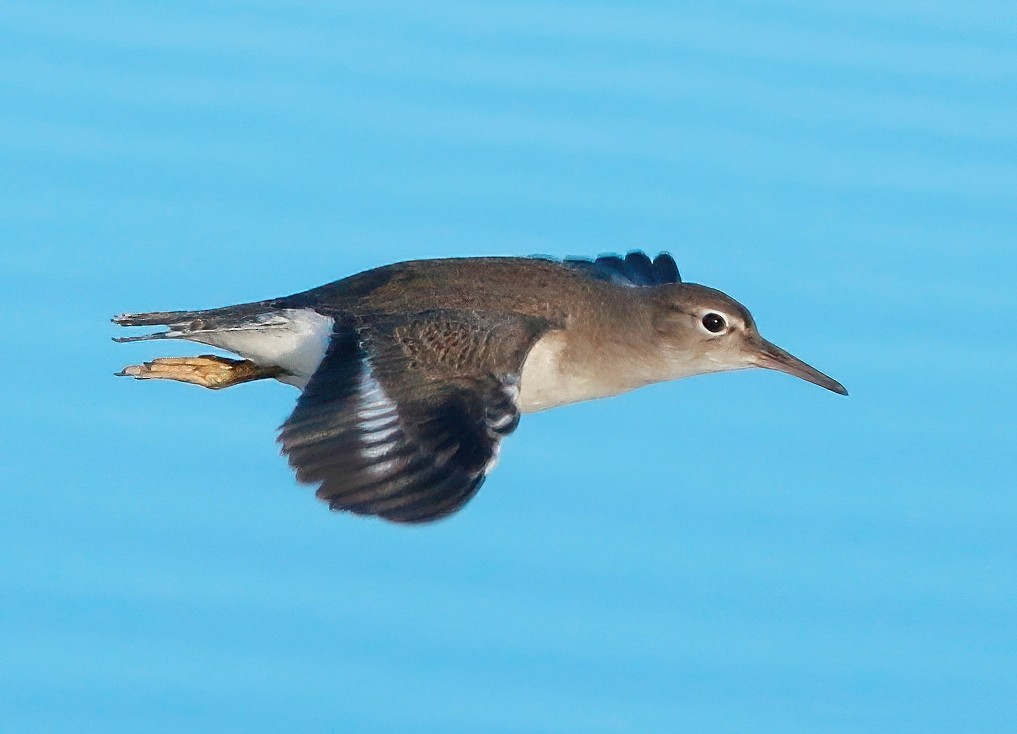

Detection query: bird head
xmin=649 ymin=283 xmax=847 ymax=395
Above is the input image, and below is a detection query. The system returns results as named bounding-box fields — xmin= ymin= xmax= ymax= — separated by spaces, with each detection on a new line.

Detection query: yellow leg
xmin=116 ymin=355 xmax=280 ymax=389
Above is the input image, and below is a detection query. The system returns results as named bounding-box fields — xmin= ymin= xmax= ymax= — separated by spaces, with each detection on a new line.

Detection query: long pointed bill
xmin=752 ymin=338 xmax=848 ymax=395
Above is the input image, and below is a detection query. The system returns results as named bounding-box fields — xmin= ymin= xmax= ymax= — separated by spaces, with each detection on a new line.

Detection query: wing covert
xmin=278 ymin=311 xmax=545 ymax=523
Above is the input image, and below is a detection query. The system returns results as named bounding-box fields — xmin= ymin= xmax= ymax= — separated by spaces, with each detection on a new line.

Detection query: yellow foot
xmin=116 ymin=355 xmax=279 ymax=389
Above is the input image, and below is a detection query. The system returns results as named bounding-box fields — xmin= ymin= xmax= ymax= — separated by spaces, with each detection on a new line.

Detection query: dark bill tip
xmin=753 ymin=339 xmax=848 ymax=396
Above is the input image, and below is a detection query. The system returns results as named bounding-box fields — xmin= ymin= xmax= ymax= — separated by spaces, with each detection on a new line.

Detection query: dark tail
xmin=112 ymin=309 xmax=210 ymax=328
xmin=112 ymin=300 xmax=284 ymax=342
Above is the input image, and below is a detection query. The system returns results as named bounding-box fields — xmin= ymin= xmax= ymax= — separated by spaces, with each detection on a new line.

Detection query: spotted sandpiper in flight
xmin=114 ymin=252 xmax=846 ymax=523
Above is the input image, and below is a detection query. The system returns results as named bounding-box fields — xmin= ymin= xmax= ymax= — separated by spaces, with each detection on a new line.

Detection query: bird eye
xmin=702 ymin=313 xmax=726 ymax=333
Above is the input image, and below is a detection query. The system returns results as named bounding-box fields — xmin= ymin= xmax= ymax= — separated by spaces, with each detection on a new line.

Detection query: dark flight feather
xmin=278 ymin=312 xmax=545 ymax=522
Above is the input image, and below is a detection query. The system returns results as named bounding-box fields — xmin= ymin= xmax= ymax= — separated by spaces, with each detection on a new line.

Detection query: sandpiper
xmin=114 ymin=251 xmax=846 ymax=523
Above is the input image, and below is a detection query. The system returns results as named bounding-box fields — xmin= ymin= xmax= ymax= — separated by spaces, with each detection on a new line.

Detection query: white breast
xmin=517 ymin=332 xmax=639 ymax=413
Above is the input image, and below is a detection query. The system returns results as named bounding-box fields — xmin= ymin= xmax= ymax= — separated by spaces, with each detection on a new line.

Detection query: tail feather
xmin=112 ymin=310 xmax=208 ymax=328
xmin=112 ymin=331 xmax=175 ymax=343
xmin=113 ymin=301 xmax=334 ymax=387
xmin=111 ymin=300 xmax=287 ymax=332
xmin=111 ymin=309 xmax=202 ymax=343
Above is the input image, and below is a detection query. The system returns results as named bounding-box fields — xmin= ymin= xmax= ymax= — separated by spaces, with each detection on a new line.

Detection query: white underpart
xmin=517 ymin=330 xmax=730 ymax=413
xmin=518 ymin=332 xmax=647 ymax=412
xmin=189 ymin=308 xmax=333 ymax=389
xmin=517 ymin=334 xmax=572 ymax=412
